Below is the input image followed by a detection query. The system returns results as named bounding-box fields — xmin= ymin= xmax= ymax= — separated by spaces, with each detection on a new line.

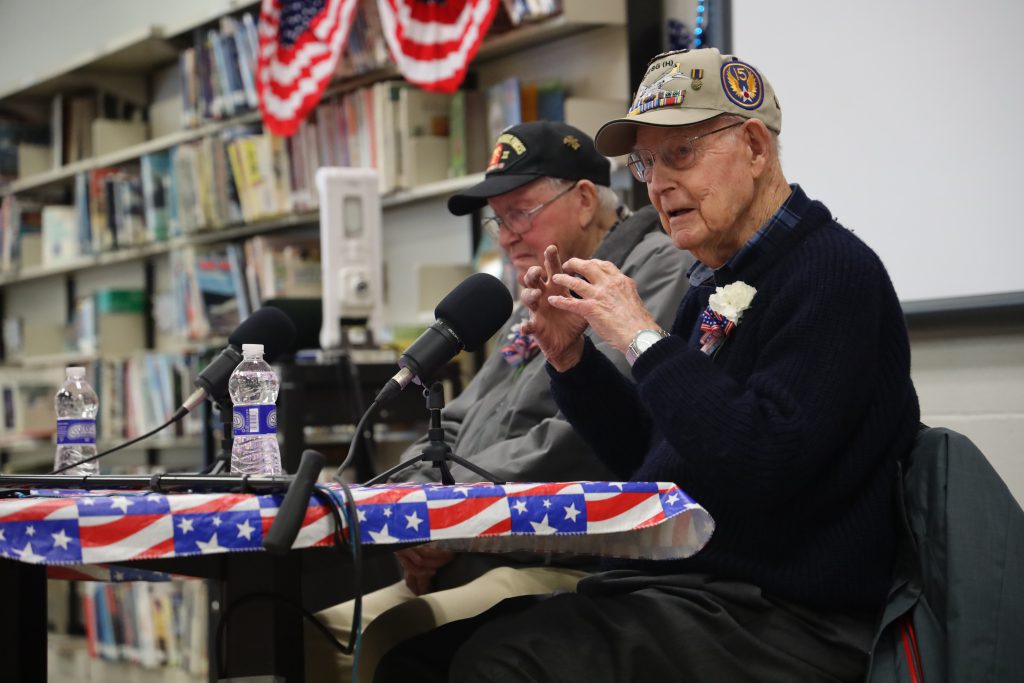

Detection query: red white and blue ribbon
xmin=0 ymin=481 xmax=713 ymax=575
xmin=699 ymin=305 xmax=735 ymax=356
xmin=500 ymin=321 xmax=540 ymax=368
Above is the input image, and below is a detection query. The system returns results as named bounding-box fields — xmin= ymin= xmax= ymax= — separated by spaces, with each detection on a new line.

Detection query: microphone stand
xmin=365 ymin=382 xmax=504 ymax=486
xmin=198 ymin=396 xmax=234 ymax=475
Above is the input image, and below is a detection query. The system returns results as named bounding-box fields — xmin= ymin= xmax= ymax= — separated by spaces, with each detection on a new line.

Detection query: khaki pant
xmin=304 ymin=565 xmax=588 ymax=683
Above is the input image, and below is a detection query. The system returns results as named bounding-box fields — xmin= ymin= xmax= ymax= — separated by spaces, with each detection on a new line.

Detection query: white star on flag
xmin=0 ymin=529 xmax=5 ymax=541
xmin=236 ymin=519 xmax=256 ymax=541
xmin=452 ymin=486 xmax=472 ymax=497
xmin=81 ymin=498 xmax=95 ymax=506
xmin=25 ymin=525 xmax=35 ymax=536
xmin=563 ymin=503 xmax=581 ymax=522
xmin=110 ymin=498 xmax=131 ymax=514
xmin=178 ymin=518 xmax=195 ymax=534
xmin=357 ymin=509 xmax=367 ymax=523
xmin=609 ymin=482 xmax=625 ymax=490
xmin=530 ymin=515 xmax=557 ymax=535
xmin=368 ymin=524 xmax=399 ymax=544
xmin=51 ymin=529 xmax=72 ymax=549
xmin=383 ymin=507 xmax=393 ymax=518
xmin=14 ymin=542 xmax=43 ymax=563
xmin=113 ymin=571 xmax=124 ymax=581
xmin=212 ymin=516 xmax=223 ymax=527
xmin=404 ymin=511 xmax=423 ymax=531
xmin=665 ymin=493 xmax=680 ymax=505
xmin=512 ymin=499 xmax=528 ymax=514
xmin=196 ymin=533 xmax=224 ymax=553
xmin=542 ymin=499 xmax=551 ymax=509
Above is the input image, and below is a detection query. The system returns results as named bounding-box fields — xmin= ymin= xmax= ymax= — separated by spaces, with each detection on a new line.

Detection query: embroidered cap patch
xmin=721 ymin=61 xmax=764 ymax=110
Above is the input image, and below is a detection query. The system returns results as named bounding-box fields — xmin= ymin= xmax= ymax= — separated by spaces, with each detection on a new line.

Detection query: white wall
xmin=0 ymin=0 xmax=239 ymax=96
xmin=732 ymin=0 xmax=1024 ymax=303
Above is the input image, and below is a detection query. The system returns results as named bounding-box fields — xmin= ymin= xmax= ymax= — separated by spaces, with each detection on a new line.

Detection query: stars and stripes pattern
xmin=376 ymin=0 xmax=501 ymax=93
xmin=0 ymin=481 xmax=713 ymax=571
xmin=256 ymin=0 xmax=362 ymax=136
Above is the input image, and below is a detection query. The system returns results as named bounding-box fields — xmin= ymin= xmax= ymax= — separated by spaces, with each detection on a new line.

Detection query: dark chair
xmin=865 ymin=427 xmax=1024 ymax=683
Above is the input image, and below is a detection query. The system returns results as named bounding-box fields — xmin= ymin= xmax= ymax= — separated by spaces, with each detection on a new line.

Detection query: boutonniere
xmin=699 ymin=281 xmax=757 ymax=356
xmin=500 ymin=321 xmax=541 ymax=371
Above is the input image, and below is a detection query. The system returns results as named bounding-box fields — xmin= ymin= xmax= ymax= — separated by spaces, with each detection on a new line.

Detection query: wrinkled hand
xmin=520 ymin=245 xmax=590 ymax=372
xmin=542 ymin=254 xmax=660 ymax=355
xmin=395 ymin=546 xmax=455 ymax=596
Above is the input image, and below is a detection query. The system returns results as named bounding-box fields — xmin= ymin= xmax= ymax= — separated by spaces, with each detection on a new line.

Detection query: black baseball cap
xmin=447 ymin=120 xmax=611 ymax=216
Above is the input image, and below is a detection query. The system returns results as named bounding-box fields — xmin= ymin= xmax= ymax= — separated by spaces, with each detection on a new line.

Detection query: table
xmin=0 ymin=480 xmax=713 ymax=682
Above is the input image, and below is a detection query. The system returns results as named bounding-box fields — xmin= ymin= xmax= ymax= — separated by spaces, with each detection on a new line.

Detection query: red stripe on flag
xmin=479 ymin=516 xmax=512 ymax=536
xmin=79 ymin=515 xmax=167 ymax=547
xmin=129 ymin=536 xmax=177 ymax=560
xmin=586 ymin=493 xmax=650 ymax=522
xmin=401 ymin=0 xmax=470 ymax=23
xmin=0 ymin=498 xmax=76 ymax=521
xmin=428 ymin=497 xmax=503 ymax=529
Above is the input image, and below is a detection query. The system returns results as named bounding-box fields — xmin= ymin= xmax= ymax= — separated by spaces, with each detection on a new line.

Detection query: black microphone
xmin=376 ymin=273 xmax=513 ymax=402
xmin=263 ymin=449 xmax=325 ymax=555
xmin=179 ymin=307 xmax=298 ymax=413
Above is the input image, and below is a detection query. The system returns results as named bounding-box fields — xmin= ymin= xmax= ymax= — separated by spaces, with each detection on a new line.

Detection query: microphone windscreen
xmin=228 ymin=307 xmax=298 ymax=361
xmin=434 ymin=273 xmax=513 ymax=351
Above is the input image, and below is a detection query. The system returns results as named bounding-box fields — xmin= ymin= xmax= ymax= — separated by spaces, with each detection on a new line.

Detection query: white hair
xmin=540 ymin=176 xmax=621 ymax=218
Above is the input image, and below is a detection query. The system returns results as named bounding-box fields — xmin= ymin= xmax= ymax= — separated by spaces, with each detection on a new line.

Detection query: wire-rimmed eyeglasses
xmin=482 ymin=181 xmax=579 ymax=238
xmin=626 ymin=120 xmax=744 ymax=183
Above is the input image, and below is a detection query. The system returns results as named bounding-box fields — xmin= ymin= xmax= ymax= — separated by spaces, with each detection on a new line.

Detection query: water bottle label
xmin=57 ymin=418 xmax=97 ymax=445
xmin=232 ymin=404 xmax=277 ymax=437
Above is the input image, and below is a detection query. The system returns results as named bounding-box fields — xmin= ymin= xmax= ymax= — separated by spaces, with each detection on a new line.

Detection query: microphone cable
xmin=333 ymin=399 xmax=382 ymax=480
xmin=212 ymin=478 xmax=365 ymax=679
xmin=48 ymin=407 xmax=188 ymax=475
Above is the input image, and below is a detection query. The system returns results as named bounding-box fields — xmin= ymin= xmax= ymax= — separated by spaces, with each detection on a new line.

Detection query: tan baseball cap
xmin=595 ymin=47 xmax=782 ymax=157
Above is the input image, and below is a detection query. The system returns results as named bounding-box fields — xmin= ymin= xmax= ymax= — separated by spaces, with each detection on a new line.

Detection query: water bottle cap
xmin=66 ymin=366 xmax=86 ymax=379
xmin=241 ymin=343 xmax=265 ymax=356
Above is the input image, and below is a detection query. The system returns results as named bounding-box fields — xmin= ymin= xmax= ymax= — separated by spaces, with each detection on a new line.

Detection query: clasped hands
xmin=520 ymin=245 xmax=659 ymax=372
xmin=395 ymin=545 xmax=455 ymax=596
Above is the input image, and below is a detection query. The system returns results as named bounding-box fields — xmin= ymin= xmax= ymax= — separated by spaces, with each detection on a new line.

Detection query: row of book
xmin=79 ymin=580 xmax=208 ymax=674
xmin=179 ymin=1 xmax=391 ymax=130
xmin=0 ymin=350 xmax=204 ymax=451
xmin=164 ymin=234 xmax=319 ymax=342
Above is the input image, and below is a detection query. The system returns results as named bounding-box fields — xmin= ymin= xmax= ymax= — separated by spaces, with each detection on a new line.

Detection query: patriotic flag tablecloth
xmin=0 ymin=481 xmax=713 ymax=581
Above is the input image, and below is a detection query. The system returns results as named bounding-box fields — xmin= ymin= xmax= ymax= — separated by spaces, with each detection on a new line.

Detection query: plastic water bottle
xmin=54 ymin=366 xmax=99 ymax=475
xmin=228 ymin=343 xmax=282 ymax=475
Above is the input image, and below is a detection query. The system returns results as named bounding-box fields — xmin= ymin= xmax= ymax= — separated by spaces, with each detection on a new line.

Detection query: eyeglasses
xmin=626 ymin=120 xmax=744 ymax=183
xmin=482 ymin=181 xmax=579 ymax=238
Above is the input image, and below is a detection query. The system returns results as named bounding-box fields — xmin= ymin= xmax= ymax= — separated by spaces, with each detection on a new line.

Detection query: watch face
xmin=627 ymin=329 xmax=667 ymax=366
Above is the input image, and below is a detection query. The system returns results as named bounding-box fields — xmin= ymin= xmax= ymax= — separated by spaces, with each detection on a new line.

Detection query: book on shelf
xmin=487 ymin=77 xmax=523 ymax=144
xmin=41 ymin=204 xmax=79 ymax=267
xmin=140 ymin=151 xmax=173 ymax=242
xmin=398 ymin=86 xmax=453 ymax=187
xmin=91 ymin=118 xmax=148 ymax=157
xmin=245 ymin=233 xmax=321 ymax=304
xmin=0 ymin=119 xmax=49 ymax=184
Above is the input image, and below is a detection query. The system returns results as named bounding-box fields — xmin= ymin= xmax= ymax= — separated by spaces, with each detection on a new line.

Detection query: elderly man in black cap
xmin=306 ymin=120 xmax=692 ymax=682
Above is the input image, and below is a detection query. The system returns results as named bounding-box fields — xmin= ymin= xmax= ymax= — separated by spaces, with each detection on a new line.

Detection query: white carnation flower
xmin=708 ymin=281 xmax=757 ymax=325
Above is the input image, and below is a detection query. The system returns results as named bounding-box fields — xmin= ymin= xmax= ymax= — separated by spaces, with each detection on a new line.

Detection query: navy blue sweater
xmin=550 ymin=188 xmax=920 ymax=612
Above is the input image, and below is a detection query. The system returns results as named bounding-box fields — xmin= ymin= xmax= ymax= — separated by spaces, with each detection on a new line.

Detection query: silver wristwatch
xmin=625 ymin=329 xmax=669 ymax=367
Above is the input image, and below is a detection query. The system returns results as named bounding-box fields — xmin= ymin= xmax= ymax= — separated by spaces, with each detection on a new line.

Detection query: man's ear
xmin=575 ymin=179 xmax=599 ymax=227
xmin=742 ymin=119 xmax=774 ymax=178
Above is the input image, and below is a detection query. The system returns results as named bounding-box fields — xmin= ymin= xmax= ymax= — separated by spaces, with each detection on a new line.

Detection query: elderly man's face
xmin=636 ymin=120 xmax=758 ymax=268
xmin=488 ymin=179 xmax=585 ymax=284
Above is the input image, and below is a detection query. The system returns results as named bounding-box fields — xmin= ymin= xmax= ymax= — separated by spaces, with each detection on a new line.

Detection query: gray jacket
xmin=391 ymin=205 xmax=692 ymax=486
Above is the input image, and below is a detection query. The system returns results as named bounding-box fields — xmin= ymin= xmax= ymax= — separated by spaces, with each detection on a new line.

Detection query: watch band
xmin=625 ymin=329 xmax=669 ymax=367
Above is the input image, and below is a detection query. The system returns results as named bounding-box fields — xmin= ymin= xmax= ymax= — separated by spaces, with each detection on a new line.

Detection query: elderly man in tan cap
xmin=373 ymin=47 xmax=920 ymax=683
